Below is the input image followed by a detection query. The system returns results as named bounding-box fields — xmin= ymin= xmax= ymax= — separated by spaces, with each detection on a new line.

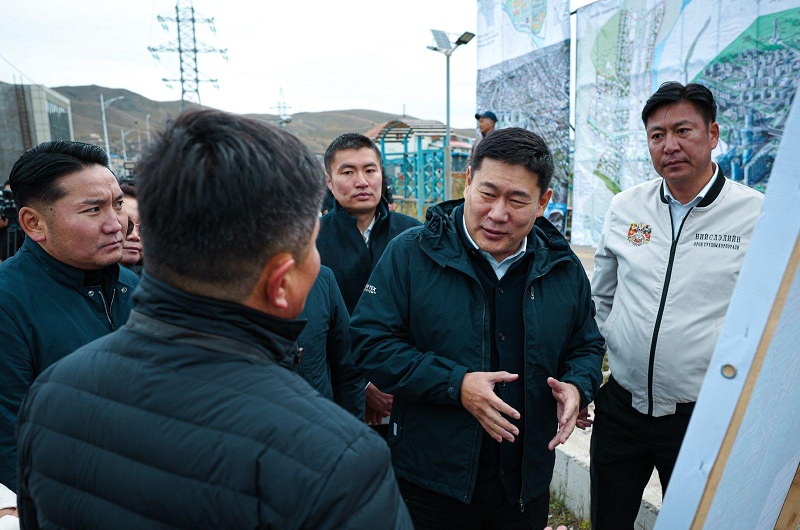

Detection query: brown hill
xmin=55 ymin=85 xmax=475 ymax=158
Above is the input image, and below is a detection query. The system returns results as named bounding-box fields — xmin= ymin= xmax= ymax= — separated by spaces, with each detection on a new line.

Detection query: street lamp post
xmin=121 ymin=128 xmax=136 ymax=163
xmin=145 ymin=114 xmax=152 ymax=146
xmin=100 ymin=94 xmax=125 ymax=160
xmin=428 ymin=30 xmax=475 ymax=201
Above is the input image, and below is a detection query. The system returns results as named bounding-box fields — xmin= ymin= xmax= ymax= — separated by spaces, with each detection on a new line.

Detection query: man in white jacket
xmin=588 ymin=82 xmax=764 ymax=529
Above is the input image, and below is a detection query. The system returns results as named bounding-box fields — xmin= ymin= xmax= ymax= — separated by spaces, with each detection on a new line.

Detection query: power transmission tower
xmin=148 ymin=0 xmax=227 ymax=113
xmin=273 ymin=88 xmax=292 ymax=127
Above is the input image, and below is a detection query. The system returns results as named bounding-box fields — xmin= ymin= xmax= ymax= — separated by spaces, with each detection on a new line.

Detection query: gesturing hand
xmin=460 ymin=371 xmax=520 ymax=443
xmin=547 ymin=377 xmax=581 ymax=450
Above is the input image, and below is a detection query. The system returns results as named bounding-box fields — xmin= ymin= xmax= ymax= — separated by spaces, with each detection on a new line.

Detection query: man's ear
xmin=535 ymin=188 xmax=553 ymax=218
xmin=18 ymin=206 xmax=47 ymax=242
xmin=244 ymin=253 xmax=295 ymax=317
xmin=465 ymin=166 xmax=473 ymax=188
xmin=326 ymin=173 xmax=333 ymax=192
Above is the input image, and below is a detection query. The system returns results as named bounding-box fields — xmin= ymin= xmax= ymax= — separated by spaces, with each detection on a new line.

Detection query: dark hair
xmin=323 ymin=133 xmax=383 ymax=175
xmin=136 ymin=109 xmax=325 ymax=299
xmin=641 ymin=82 xmax=717 ymax=125
xmin=473 ymin=127 xmax=554 ymax=192
xmin=9 ymin=141 xmax=109 ymax=211
xmin=120 ymin=184 xmax=137 ymax=198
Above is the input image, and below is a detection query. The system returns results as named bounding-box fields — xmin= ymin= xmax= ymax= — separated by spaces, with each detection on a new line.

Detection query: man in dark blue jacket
xmin=16 ymin=110 xmax=411 ymax=529
xmin=0 ymin=142 xmax=138 ymax=496
xmin=297 ymin=265 xmax=364 ymax=419
xmin=318 ymin=133 xmax=420 ymax=426
xmin=351 ymin=128 xmax=605 ymax=529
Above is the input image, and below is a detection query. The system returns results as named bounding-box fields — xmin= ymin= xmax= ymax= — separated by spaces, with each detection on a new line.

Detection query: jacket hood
xmin=134 ymin=273 xmax=306 ymax=368
xmin=421 ymin=199 xmax=573 ymax=275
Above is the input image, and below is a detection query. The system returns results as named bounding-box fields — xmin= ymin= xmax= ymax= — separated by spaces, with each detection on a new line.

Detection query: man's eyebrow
xmin=79 ymin=193 xmax=123 ymax=206
xmin=477 ymin=181 xmax=532 ymax=200
xmin=647 ymin=119 xmax=695 ymax=133
xmin=337 ymin=161 xmax=378 ymax=171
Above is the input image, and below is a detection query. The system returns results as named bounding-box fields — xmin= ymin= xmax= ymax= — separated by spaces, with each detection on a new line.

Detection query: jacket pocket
xmin=388 ymin=398 xmax=406 ymax=446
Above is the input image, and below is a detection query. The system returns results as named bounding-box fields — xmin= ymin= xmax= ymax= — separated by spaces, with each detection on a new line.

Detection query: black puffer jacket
xmin=318 ymin=197 xmax=420 ymax=314
xmin=16 ymin=274 xmax=412 ymax=530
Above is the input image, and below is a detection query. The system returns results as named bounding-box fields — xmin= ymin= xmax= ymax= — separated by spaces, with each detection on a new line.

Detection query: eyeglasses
xmin=126 ymin=220 xmax=141 ymax=237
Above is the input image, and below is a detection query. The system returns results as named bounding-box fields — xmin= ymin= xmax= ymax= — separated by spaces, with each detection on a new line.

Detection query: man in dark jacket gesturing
xmin=351 ymin=128 xmax=605 ymax=529
xmin=16 ymin=110 xmax=412 ymax=530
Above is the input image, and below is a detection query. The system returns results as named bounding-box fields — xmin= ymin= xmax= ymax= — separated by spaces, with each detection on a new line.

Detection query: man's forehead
xmin=333 ymin=148 xmax=380 ymax=169
xmin=472 ymin=161 xmax=541 ymax=197
xmin=57 ymin=166 xmax=121 ymax=200
xmin=646 ymin=101 xmax=706 ymax=130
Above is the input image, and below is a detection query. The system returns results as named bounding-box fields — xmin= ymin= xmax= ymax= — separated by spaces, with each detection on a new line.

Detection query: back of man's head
xmin=136 ymin=109 xmax=325 ymax=300
xmin=472 ymin=127 xmax=554 ymax=192
xmin=323 ymin=133 xmax=382 ymax=175
xmin=9 ymin=141 xmax=109 ymax=211
xmin=641 ymin=82 xmax=717 ymax=126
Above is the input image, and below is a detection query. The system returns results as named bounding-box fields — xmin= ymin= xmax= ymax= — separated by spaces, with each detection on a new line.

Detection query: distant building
xmin=0 ymin=81 xmax=74 ymax=179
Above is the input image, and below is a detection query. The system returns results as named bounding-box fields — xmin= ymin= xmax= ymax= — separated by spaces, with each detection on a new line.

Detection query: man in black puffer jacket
xmin=16 ymin=110 xmax=412 ymax=530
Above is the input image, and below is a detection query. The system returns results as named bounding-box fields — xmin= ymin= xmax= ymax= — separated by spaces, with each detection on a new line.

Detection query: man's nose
xmin=354 ymin=172 xmax=369 ymax=187
xmin=106 ymin=210 xmax=124 ymax=233
xmin=664 ymin=133 xmax=680 ymax=153
xmin=487 ymin=200 xmax=510 ymax=222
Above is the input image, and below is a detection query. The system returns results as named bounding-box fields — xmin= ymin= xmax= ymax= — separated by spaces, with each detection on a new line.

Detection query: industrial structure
xmin=149 ymin=0 xmax=227 ymax=113
xmin=0 ymin=81 xmax=73 ymax=179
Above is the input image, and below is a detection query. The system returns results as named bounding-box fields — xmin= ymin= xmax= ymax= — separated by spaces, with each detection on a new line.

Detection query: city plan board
xmin=477 ymin=0 xmax=572 ymax=231
xmin=571 ymin=0 xmax=800 ymax=245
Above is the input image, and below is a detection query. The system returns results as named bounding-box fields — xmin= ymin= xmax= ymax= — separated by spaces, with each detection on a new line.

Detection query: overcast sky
xmin=1 ymin=0 xmax=596 ymax=129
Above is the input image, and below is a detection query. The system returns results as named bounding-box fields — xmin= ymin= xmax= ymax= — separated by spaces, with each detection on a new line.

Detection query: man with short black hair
xmin=16 ymin=110 xmax=411 ymax=530
xmin=319 ymin=133 xmax=420 ymax=426
xmin=351 ymin=127 xmax=604 ymax=529
xmin=0 ymin=141 xmax=137 ymax=494
xmin=589 ymin=82 xmax=764 ymax=529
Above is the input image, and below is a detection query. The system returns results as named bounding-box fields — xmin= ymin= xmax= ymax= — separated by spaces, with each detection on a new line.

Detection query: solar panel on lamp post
xmin=427 ymin=30 xmax=475 ymax=201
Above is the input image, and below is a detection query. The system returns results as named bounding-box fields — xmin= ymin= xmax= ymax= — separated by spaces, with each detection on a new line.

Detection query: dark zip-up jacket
xmin=297 ymin=265 xmax=365 ymax=418
xmin=16 ymin=273 xmax=412 ymax=529
xmin=318 ymin=197 xmax=420 ymax=314
xmin=0 ymin=238 xmax=138 ymax=492
xmin=350 ymin=200 xmax=605 ymax=504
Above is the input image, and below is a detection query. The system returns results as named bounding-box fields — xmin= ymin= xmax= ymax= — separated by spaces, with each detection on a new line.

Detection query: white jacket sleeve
xmin=591 ymin=203 xmax=618 ymax=334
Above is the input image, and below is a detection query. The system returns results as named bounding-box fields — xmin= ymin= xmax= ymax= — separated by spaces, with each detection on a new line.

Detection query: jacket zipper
xmin=464 ymin=280 xmax=488 ymax=503
xmin=518 ymin=274 xmax=540 ymax=513
xmin=646 ymin=209 xmax=692 ymax=415
xmin=98 ymin=288 xmax=116 ymax=331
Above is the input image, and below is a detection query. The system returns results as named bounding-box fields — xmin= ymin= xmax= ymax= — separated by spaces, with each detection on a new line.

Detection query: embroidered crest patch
xmin=627 ymin=223 xmax=652 ymax=246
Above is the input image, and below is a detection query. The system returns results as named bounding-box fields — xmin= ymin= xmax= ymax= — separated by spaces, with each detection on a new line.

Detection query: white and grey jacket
xmin=592 ymin=171 xmax=764 ymax=417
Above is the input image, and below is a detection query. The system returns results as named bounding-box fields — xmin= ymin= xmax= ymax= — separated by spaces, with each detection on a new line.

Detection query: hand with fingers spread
xmin=547 ymin=377 xmax=581 ymax=450
xmin=575 ymin=406 xmax=593 ymax=430
xmin=460 ymin=371 xmax=520 ymax=443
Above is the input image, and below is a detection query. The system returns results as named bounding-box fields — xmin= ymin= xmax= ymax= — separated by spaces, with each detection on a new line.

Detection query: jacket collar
xmin=420 ymin=199 xmax=573 ymax=279
xmin=331 ymin=195 xmax=391 ymax=229
xmin=659 ymin=166 xmax=726 ymax=207
xmin=20 ymin=237 xmax=122 ymax=289
xmin=133 ymin=272 xmax=306 ymax=367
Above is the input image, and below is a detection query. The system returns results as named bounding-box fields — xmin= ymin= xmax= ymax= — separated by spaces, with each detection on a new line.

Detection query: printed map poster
xmin=655 ymin=83 xmax=800 ymax=530
xmin=571 ymin=0 xmax=800 ymax=246
xmin=477 ymin=0 xmax=571 ymax=232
